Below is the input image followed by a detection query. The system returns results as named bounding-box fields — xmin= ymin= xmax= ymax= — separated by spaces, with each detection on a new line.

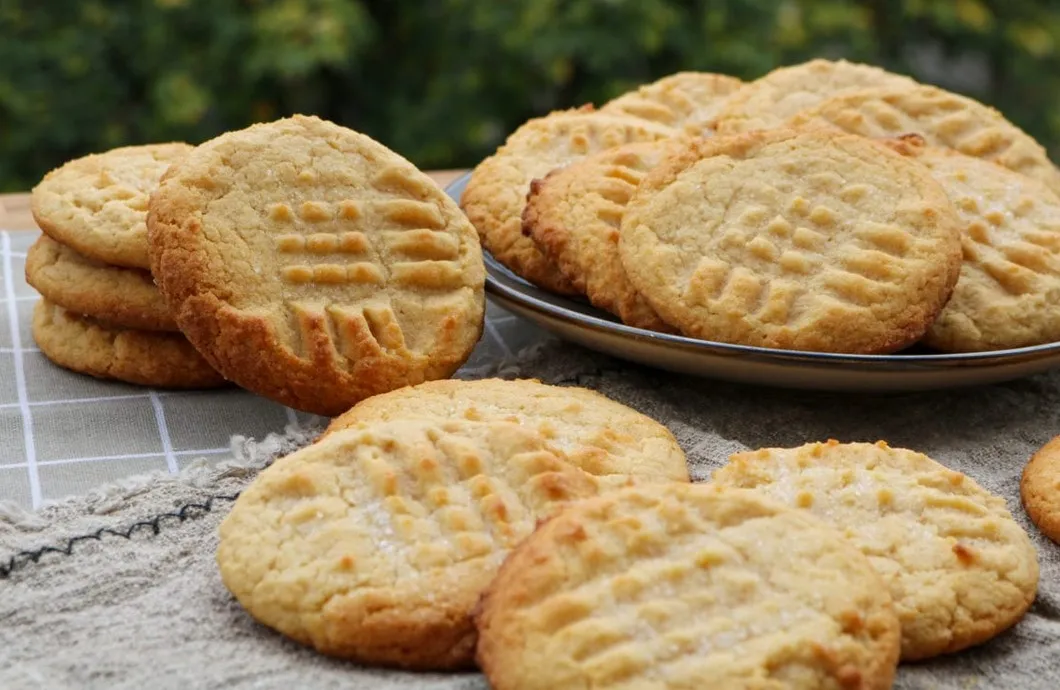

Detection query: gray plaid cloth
xmin=0 ymin=229 xmax=541 ymax=509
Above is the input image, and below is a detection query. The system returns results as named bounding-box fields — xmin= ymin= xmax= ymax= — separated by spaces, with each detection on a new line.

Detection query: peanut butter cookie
xmin=887 ymin=138 xmax=1060 ymax=351
xmin=714 ymin=440 xmax=1040 ymax=660
xmin=31 ymin=142 xmax=192 ymax=269
xmin=787 ymin=84 xmax=1060 ymax=195
xmin=26 ymin=234 xmax=177 ymax=332
xmin=147 ymin=115 xmax=484 ymax=416
xmin=1021 ymin=435 xmax=1060 ymax=544
xmin=461 ymin=107 xmax=674 ymax=294
xmin=216 ymin=419 xmax=600 ymax=669
xmin=475 ymin=483 xmax=901 ymax=690
xmin=600 ymin=71 xmax=744 ymax=135
xmin=32 ymin=298 xmax=225 ymax=388
xmin=522 ymin=140 xmax=677 ymax=330
xmin=619 ymin=128 xmax=963 ymax=353
xmin=324 ymin=378 xmax=689 ymax=482
xmin=712 ymin=58 xmax=918 ymax=135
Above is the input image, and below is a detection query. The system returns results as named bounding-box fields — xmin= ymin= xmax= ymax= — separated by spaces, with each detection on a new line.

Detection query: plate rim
xmin=445 ymin=171 xmax=1060 ymax=368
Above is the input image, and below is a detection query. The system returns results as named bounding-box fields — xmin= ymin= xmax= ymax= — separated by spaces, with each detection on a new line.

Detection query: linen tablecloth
xmin=2 ymin=226 xmax=1059 ymax=689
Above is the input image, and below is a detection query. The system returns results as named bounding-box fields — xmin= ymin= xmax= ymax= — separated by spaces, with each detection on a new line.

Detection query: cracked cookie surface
xmin=147 ymin=115 xmax=484 ymax=416
xmin=713 ymin=440 xmax=1040 ymax=660
xmin=216 ymin=418 xmax=600 ymax=669
xmin=476 ymin=483 xmax=900 ymax=690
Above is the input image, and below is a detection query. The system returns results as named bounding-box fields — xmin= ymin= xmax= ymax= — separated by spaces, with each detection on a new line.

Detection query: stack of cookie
xmin=28 ymin=144 xmax=226 ymax=388
xmin=466 ymin=58 xmax=1060 ymax=354
xmin=27 ymin=115 xmax=489 ymax=414
xmin=144 ymin=115 xmax=486 ymax=416
xmin=214 ymin=378 xmax=1041 ymax=688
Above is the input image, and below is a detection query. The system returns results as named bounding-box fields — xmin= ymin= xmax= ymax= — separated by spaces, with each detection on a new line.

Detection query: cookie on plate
xmin=1021 ymin=435 xmax=1060 ymax=544
xmin=216 ymin=419 xmax=600 ymax=669
xmin=460 ymin=106 xmax=675 ymax=294
xmin=714 ymin=440 xmax=1040 ymax=660
xmin=31 ymin=142 xmax=192 ymax=269
xmin=324 ymin=378 xmax=689 ymax=482
xmin=786 ymin=84 xmax=1060 ymax=195
xmin=600 ymin=71 xmax=744 ymax=135
xmin=522 ymin=140 xmax=676 ymax=330
xmin=32 ymin=298 xmax=225 ymax=388
xmin=475 ymin=483 xmax=901 ymax=690
xmin=885 ymin=137 xmax=1060 ymax=351
xmin=619 ymin=128 xmax=963 ymax=353
xmin=147 ymin=115 xmax=485 ymax=416
xmin=711 ymin=58 xmax=918 ymax=135
xmin=25 ymin=234 xmax=177 ymax=332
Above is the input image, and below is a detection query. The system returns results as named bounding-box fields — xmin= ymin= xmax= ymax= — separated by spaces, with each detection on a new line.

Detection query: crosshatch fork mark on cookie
xmin=529 ymin=545 xmax=824 ymax=675
xmin=269 ymin=197 xmax=464 ymax=291
xmin=685 ymin=185 xmax=925 ymax=322
xmin=257 ymin=189 xmax=475 ymax=364
xmin=282 ymin=429 xmax=562 ymax=575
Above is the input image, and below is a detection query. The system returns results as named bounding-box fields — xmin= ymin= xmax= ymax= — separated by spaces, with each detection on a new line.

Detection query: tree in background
xmin=1 ymin=0 xmax=1058 ymax=190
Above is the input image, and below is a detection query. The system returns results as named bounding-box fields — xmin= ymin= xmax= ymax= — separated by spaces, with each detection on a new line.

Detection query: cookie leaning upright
xmin=147 ymin=115 xmax=485 ymax=416
xmin=31 ymin=143 xmax=192 ymax=269
xmin=460 ymin=107 xmax=675 ymax=294
xmin=620 ymin=128 xmax=963 ymax=353
xmin=713 ymin=441 xmax=1040 ymax=660
xmin=475 ymin=483 xmax=901 ymax=690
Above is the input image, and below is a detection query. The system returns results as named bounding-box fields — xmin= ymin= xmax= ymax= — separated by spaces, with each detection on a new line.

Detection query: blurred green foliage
xmin=2 ymin=0 xmax=1060 ymax=191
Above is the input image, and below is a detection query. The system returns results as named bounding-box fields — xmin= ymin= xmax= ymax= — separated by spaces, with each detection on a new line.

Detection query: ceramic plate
xmin=446 ymin=172 xmax=1060 ymax=392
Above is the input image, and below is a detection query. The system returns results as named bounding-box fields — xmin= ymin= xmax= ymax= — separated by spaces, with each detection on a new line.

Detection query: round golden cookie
xmin=713 ymin=440 xmax=1040 ymax=660
xmin=711 ymin=58 xmax=918 ymax=135
xmin=786 ymin=84 xmax=1060 ymax=196
xmin=324 ymin=378 xmax=689 ymax=483
xmin=216 ymin=418 xmax=601 ymax=670
xmin=522 ymin=140 xmax=677 ymax=330
xmin=460 ymin=106 xmax=675 ymax=294
xmin=1021 ymin=435 xmax=1060 ymax=544
xmin=889 ymin=140 xmax=1060 ymax=351
xmin=147 ymin=115 xmax=485 ymax=417
xmin=31 ymin=142 xmax=192 ymax=269
xmin=600 ymin=71 xmax=744 ymax=135
xmin=32 ymin=298 xmax=226 ymax=388
xmin=619 ymin=128 xmax=963 ymax=353
xmin=475 ymin=483 xmax=901 ymax=690
xmin=25 ymin=234 xmax=177 ymax=332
